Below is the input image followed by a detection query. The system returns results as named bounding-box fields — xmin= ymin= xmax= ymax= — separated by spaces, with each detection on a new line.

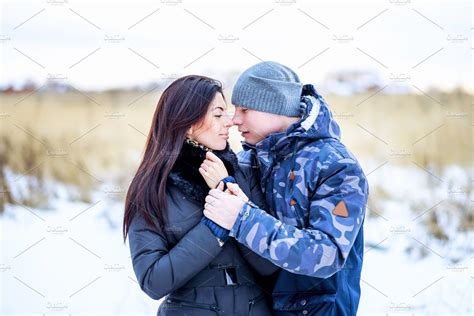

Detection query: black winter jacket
xmin=128 ymin=141 xmax=279 ymax=315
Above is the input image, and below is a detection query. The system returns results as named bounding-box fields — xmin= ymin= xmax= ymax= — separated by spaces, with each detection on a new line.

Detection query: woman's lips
xmin=220 ymin=134 xmax=229 ymax=139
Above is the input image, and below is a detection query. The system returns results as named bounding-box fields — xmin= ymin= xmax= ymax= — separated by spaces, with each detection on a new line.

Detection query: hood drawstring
xmin=288 ymin=139 xmax=308 ymax=227
xmin=288 ymin=139 xmax=299 ymax=206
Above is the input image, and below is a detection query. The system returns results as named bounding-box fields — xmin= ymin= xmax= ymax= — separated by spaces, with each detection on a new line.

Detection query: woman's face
xmin=188 ymin=93 xmax=232 ymax=150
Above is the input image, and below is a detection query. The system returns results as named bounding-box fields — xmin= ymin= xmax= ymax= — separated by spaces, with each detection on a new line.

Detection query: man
xmin=203 ymin=61 xmax=369 ymax=315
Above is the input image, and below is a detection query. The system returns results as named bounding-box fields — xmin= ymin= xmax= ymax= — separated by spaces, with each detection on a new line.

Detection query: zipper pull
xmin=248 ymin=299 xmax=255 ymax=312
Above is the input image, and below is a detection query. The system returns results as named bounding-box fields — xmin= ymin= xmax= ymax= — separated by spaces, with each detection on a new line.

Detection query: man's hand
xmin=225 ymin=182 xmax=249 ymax=203
xmin=203 ymin=188 xmax=246 ymax=230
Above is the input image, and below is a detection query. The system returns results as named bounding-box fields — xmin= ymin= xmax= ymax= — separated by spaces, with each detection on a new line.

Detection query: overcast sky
xmin=1 ymin=0 xmax=472 ymax=91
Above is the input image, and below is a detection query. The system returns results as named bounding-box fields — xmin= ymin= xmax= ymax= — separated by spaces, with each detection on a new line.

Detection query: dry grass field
xmin=0 ymin=89 xmax=471 ymax=211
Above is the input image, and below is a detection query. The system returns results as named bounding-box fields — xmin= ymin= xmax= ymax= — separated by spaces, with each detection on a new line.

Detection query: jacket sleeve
xmin=237 ymin=242 xmax=280 ymax=276
xmin=229 ymin=158 xmax=368 ymax=279
xmin=128 ymin=214 xmax=223 ymax=300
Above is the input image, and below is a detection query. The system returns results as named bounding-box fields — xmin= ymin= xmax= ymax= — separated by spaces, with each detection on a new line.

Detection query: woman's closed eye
xmin=213 ymin=106 xmax=225 ymax=118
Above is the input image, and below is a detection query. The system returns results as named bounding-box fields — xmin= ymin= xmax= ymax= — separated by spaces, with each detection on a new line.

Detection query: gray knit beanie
xmin=231 ymin=61 xmax=303 ymax=117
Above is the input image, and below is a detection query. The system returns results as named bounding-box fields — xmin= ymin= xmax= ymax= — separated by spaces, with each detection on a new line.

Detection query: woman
xmin=123 ymin=75 xmax=278 ymax=315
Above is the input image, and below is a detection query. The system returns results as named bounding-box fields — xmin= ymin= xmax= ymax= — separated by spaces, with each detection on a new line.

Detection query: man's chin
xmin=242 ymin=132 xmax=263 ymax=145
xmin=242 ymin=135 xmax=253 ymax=145
xmin=243 ymin=136 xmax=255 ymax=145
xmin=246 ymin=135 xmax=266 ymax=146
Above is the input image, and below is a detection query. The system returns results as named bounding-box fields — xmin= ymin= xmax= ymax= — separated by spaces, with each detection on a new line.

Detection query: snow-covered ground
xmin=359 ymin=162 xmax=472 ymax=316
xmin=1 ymin=164 xmax=472 ymax=315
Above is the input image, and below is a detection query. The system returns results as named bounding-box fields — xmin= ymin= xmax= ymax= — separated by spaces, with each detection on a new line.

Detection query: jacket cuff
xmin=200 ymin=217 xmax=230 ymax=242
xmin=216 ymin=175 xmax=236 ymax=190
xmin=229 ymin=202 xmax=254 ymax=239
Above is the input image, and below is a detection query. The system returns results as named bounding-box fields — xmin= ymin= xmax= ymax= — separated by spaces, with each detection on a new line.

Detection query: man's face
xmin=232 ymin=107 xmax=290 ymax=145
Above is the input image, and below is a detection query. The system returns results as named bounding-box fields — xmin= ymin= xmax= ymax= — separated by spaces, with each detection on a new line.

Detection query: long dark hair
xmin=123 ymin=75 xmax=224 ymax=241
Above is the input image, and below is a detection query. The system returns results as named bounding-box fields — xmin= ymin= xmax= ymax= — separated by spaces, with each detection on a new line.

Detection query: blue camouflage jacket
xmin=229 ymin=84 xmax=369 ymax=315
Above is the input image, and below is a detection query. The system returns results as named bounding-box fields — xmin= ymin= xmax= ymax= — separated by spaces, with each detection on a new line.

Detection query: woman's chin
xmin=210 ymin=140 xmax=227 ymax=151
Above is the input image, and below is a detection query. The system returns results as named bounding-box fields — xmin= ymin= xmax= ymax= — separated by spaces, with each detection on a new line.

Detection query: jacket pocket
xmin=161 ymin=297 xmax=220 ymax=315
xmin=272 ymin=292 xmax=336 ymax=315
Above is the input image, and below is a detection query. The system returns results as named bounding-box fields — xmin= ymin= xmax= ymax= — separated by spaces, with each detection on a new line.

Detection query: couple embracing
xmin=123 ymin=61 xmax=369 ymax=316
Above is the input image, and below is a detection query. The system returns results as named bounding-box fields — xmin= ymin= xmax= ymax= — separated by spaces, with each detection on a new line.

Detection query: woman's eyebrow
xmin=212 ymin=106 xmax=225 ymax=111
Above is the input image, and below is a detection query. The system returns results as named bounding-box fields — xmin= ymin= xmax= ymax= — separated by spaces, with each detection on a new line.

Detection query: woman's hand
xmin=199 ymin=152 xmax=228 ymax=189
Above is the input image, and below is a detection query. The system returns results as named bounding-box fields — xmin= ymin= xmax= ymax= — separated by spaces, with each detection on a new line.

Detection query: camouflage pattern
xmin=229 ymin=83 xmax=369 ymax=279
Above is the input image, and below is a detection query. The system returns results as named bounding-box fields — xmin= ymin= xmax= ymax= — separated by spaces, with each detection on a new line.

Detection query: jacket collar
xmin=168 ymin=139 xmax=238 ymax=204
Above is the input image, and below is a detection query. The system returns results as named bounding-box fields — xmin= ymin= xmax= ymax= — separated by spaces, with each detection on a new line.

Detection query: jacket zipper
xmin=166 ymin=298 xmax=220 ymax=311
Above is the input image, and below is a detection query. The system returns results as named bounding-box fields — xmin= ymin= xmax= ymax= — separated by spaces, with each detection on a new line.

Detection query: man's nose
xmin=224 ymin=115 xmax=233 ymax=127
xmin=232 ymin=112 xmax=241 ymax=125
